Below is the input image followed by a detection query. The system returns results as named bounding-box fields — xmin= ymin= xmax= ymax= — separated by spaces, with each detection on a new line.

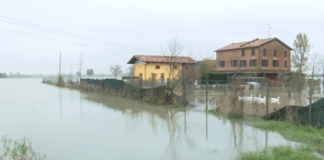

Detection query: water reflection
xmin=82 ymin=91 xmax=298 ymax=160
xmin=59 ymin=88 xmax=62 ymax=118
xmin=0 ymin=79 xmax=301 ymax=160
xmin=205 ymin=112 xmax=208 ymax=140
xmin=194 ymin=87 xmax=323 ymax=117
xmin=80 ymin=91 xmax=83 ymax=122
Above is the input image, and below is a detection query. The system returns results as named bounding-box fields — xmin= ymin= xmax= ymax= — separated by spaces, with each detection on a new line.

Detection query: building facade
xmin=127 ymin=55 xmax=195 ymax=81
xmin=215 ymin=38 xmax=292 ymax=73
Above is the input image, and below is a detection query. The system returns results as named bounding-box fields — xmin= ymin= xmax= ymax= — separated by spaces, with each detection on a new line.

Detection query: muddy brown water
xmin=0 ymin=78 xmax=299 ymax=160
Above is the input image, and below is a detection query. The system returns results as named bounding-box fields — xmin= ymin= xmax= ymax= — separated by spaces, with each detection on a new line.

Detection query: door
xmin=161 ymin=73 xmax=164 ymax=80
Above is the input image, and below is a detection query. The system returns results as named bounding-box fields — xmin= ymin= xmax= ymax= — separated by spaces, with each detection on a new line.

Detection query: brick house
xmin=215 ymin=38 xmax=292 ymax=74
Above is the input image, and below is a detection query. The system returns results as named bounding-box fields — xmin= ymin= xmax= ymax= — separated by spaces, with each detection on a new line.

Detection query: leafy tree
xmin=292 ymin=33 xmax=311 ymax=77
xmin=199 ymin=58 xmax=216 ymax=78
xmin=86 ymin=69 xmax=94 ymax=77
xmin=0 ymin=73 xmax=7 ymax=78
xmin=110 ymin=64 xmax=122 ymax=79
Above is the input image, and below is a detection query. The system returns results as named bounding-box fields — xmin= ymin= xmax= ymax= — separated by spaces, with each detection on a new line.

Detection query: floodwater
xmin=0 ymin=78 xmax=298 ymax=160
xmin=194 ymin=78 xmax=324 ymax=117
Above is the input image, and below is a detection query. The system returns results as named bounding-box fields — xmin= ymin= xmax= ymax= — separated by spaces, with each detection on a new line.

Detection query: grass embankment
xmin=250 ymin=118 xmax=324 ymax=154
xmin=240 ymin=145 xmax=322 ymax=160
xmin=207 ymin=110 xmax=324 ymax=157
xmin=206 ymin=110 xmax=221 ymax=116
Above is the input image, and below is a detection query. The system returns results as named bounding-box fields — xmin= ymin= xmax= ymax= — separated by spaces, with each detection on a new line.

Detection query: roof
xmin=215 ymin=37 xmax=293 ymax=52
xmin=127 ymin=55 xmax=195 ymax=64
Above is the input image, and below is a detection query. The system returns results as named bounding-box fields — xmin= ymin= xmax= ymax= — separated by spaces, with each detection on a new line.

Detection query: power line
xmin=0 ymin=27 xmax=137 ymax=55
xmin=0 ymin=15 xmax=159 ymax=53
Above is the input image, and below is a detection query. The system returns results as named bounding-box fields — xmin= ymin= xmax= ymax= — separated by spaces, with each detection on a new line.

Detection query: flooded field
xmin=0 ymin=78 xmax=300 ymax=160
xmin=194 ymin=80 xmax=324 ymax=117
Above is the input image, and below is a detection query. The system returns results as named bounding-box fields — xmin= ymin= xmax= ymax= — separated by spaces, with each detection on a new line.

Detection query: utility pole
xmin=59 ymin=52 xmax=62 ymax=85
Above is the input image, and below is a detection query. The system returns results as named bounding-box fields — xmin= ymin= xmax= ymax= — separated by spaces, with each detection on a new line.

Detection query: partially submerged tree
xmin=306 ymin=53 xmax=321 ymax=124
xmin=160 ymin=36 xmax=196 ymax=105
xmin=320 ymin=57 xmax=324 ymax=93
xmin=110 ymin=64 xmax=123 ymax=79
xmin=292 ymin=33 xmax=311 ymax=77
xmin=86 ymin=69 xmax=94 ymax=77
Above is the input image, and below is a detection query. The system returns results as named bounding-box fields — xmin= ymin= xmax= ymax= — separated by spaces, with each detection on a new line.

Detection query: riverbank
xmin=249 ymin=118 xmax=324 ymax=155
xmin=42 ymin=80 xmax=186 ymax=108
xmin=207 ymin=110 xmax=324 ymax=156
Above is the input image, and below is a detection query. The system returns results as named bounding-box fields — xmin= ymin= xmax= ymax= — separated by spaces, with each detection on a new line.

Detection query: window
xmin=173 ymin=65 xmax=177 ymax=69
xmin=231 ymin=60 xmax=237 ymax=66
xmin=242 ymin=49 xmax=245 ymax=57
xmin=284 ymin=50 xmax=287 ymax=57
xmin=250 ymin=59 xmax=257 ymax=66
xmin=251 ymin=48 xmax=255 ymax=56
xmin=273 ymin=60 xmax=279 ymax=67
xmin=155 ymin=65 xmax=160 ymax=69
xmin=219 ymin=61 xmax=225 ymax=67
xmin=139 ymin=73 xmax=143 ymax=79
xmin=240 ymin=60 xmax=246 ymax=67
xmin=284 ymin=61 xmax=287 ymax=67
xmin=151 ymin=73 xmax=156 ymax=80
xmin=263 ymin=48 xmax=266 ymax=56
xmin=161 ymin=73 xmax=164 ymax=79
xmin=274 ymin=49 xmax=277 ymax=57
xmin=262 ymin=60 xmax=268 ymax=66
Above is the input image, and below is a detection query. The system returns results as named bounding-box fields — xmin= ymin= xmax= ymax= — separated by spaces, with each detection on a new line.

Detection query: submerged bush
xmin=240 ymin=145 xmax=321 ymax=160
xmin=228 ymin=109 xmax=243 ymax=119
xmin=0 ymin=135 xmax=46 ymax=160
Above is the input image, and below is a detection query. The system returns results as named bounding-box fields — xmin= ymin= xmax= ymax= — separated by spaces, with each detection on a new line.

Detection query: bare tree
xmin=110 ymin=64 xmax=123 ymax=79
xmin=320 ymin=57 xmax=324 ymax=94
xmin=78 ymin=51 xmax=83 ymax=86
xmin=292 ymin=33 xmax=311 ymax=77
xmin=160 ymin=36 xmax=184 ymax=103
xmin=161 ymin=36 xmax=185 ymax=80
xmin=126 ymin=65 xmax=134 ymax=77
xmin=79 ymin=51 xmax=83 ymax=78
xmin=306 ymin=53 xmax=320 ymax=123
xmin=160 ymin=36 xmax=196 ymax=105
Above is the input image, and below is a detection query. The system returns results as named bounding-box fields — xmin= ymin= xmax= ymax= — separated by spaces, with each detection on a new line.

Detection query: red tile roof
xmin=215 ymin=38 xmax=292 ymax=51
xmin=127 ymin=55 xmax=195 ymax=64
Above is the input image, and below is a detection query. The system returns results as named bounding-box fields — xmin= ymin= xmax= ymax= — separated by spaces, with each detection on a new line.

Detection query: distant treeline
xmin=0 ymin=73 xmax=7 ymax=78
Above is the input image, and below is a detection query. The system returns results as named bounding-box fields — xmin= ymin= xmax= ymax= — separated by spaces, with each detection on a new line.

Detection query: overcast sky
xmin=0 ymin=0 xmax=323 ymax=75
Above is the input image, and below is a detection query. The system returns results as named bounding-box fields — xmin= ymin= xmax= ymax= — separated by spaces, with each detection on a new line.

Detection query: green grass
xmin=206 ymin=110 xmax=221 ymax=116
xmin=228 ymin=111 xmax=244 ymax=119
xmin=240 ymin=145 xmax=322 ymax=160
xmin=249 ymin=118 xmax=324 ymax=154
